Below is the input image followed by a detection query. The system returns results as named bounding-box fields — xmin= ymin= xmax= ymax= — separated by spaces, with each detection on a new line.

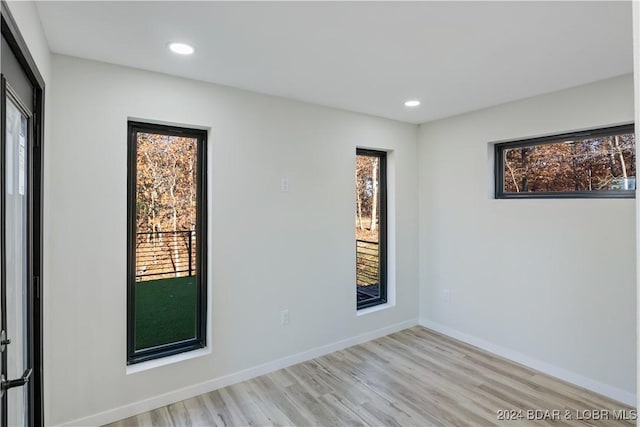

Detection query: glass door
xmin=1 ymin=6 xmax=45 ymax=425
xmin=0 ymin=82 xmax=33 ymax=427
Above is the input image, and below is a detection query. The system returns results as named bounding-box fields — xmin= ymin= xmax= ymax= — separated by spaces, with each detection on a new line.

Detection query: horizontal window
xmin=495 ymin=124 xmax=635 ymax=199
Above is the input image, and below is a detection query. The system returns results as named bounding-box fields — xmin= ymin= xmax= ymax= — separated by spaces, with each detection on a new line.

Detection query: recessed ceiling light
xmin=404 ymin=100 xmax=420 ymax=107
xmin=168 ymin=42 xmax=194 ymax=55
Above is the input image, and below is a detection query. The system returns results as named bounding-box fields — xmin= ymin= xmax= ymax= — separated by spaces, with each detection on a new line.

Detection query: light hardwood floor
xmin=106 ymin=327 xmax=634 ymax=426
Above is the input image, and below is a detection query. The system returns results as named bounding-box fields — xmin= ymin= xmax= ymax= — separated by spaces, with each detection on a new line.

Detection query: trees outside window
xmin=495 ymin=125 xmax=635 ymax=198
xmin=355 ymin=149 xmax=387 ymax=309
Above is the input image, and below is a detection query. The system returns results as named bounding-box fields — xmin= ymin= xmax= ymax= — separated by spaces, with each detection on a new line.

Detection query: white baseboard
xmin=419 ymin=319 xmax=636 ymax=407
xmin=59 ymin=318 xmax=419 ymax=427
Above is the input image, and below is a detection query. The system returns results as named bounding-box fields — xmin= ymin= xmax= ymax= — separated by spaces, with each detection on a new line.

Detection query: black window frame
xmin=126 ymin=121 xmax=208 ymax=365
xmin=356 ymin=148 xmax=387 ymax=310
xmin=494 ymin=124 xmax=636 ymax=199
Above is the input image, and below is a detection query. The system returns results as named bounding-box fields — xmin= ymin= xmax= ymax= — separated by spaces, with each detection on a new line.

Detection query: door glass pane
xmin=5 ymin=96 xmax=29 ymax=427
xmin=134 ymin=132 xmax=198 ymax=350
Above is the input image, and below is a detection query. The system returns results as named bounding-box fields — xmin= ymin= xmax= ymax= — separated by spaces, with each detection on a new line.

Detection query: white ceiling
xmin=35 ymin=1 xmax=633 ymax=124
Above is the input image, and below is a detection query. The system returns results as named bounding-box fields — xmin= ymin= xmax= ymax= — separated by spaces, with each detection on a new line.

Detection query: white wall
xmin=418 ymin=74 xmax=636 ymax=404
xmin=6 ymin=1 xmax=50 ymax=80
xmin=48 ymin=54 xmax=419 ymax=426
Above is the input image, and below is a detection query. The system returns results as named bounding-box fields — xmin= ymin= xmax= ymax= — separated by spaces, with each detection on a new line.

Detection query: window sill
xmin=126 ymin=346 xmax=210 ymax=375
xmin=357 ymin=302 xmax=394 ymax=316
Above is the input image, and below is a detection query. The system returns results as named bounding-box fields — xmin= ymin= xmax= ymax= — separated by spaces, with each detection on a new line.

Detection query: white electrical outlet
xmin=280 ymin=178 xmax=289 ymax=193
xmin=443 ymin=289 xmax=450 ymax=300
xmin=280 ymin=309 xmax=290 ymax=325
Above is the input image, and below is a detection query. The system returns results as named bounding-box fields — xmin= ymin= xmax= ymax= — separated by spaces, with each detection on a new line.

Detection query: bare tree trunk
xmin=188 ymin=153 xmax=196 ymax=230
xmin=355 ymin=158 xmax=365 ymax=231
xmin=143 ymin=151 xmax=163 ymax=269
xmin=607 ymin=138 xmax=618 ymax=177
xmin=613 ymin=135 xmax=628 ymax=178
xmin=170 ymin=164 xmax=180 ymax=278
xmin=144 ymin=151 xmax=162 ymax=240
xmin=505 ymin=159 xmax=519 ymax=192
xmin=370 ymin=159 xmax=378 ymax=232
xmin=356 ymin=191 xmax=364 ymax=230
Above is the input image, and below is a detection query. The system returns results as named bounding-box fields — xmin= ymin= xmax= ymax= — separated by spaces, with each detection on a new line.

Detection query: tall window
xmin=127 ymin=122 xmax=207 ymax=364
xmin=495 ymin=124 xmax=635 ymax=199
xmin=355 ymin=149 xmax=387 ymax=310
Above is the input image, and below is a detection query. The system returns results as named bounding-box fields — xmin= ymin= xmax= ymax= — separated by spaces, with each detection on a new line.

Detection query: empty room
xmin=0 ymin=1 xmax=638 ymax=426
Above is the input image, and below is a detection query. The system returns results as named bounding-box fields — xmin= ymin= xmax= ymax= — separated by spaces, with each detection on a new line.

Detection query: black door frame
xmin=0 ymin=2 xmax=45 ymax=426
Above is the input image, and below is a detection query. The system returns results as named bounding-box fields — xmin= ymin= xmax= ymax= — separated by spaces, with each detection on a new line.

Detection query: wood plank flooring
xmin=106 ymin=327 xmax=635 ymax=426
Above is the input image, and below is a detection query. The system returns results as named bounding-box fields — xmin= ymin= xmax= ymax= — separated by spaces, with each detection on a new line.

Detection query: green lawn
xmin=135 ymin=276 xmax=197 ymax=350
